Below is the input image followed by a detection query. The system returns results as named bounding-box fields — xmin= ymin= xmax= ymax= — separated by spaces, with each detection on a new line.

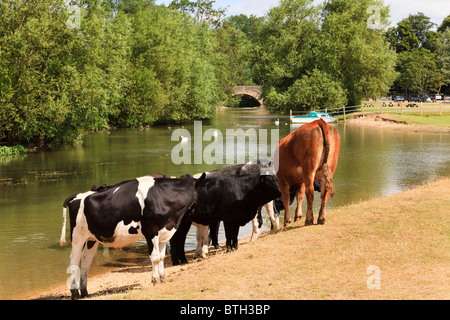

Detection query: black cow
xmin=191 ymin=161 xmax=280 ymax=257
xmin=170 ymin=173 xmax=281 ymax=265
xmin=59 ymin=174 xmax=203 ymax=299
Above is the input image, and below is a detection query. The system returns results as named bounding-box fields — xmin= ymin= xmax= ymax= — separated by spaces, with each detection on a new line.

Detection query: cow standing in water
xmin=59 ymin=174 xmax=203 ymax=299
xmin=276 ymin=119 xmax=340 ymax=226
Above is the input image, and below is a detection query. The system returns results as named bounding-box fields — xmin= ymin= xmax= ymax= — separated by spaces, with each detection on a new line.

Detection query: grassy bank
xmin=386 ymin=113 xmax=450 ymax=127
xmin=344 ymin=102 xmax=450 ymax=128
xmin=33 ymin=177 xmax=448 ymax=300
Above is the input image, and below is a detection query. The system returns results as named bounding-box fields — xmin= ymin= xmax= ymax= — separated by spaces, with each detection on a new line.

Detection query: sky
xmin=155 ymin=0 xmax=450 ymax=26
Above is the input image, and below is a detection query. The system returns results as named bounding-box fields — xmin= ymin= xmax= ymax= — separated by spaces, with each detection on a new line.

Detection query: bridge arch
xmin=232 ymin=86 xmax=263 ymax=107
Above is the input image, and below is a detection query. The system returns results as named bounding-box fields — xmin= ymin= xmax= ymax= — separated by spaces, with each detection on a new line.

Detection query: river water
xmin=0 ymin=107 xmax=449 ymax=299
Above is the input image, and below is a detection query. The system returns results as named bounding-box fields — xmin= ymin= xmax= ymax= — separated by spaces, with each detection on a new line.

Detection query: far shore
xmin=344 ymin=113 xmax=450 ymax=133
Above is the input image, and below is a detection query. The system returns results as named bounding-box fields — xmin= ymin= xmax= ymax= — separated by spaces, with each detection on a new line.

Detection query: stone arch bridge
xmin=232 ymin=86 xmax=263 ymax=107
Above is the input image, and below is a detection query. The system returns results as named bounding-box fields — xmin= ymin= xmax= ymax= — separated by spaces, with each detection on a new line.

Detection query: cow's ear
xmin=195 ymin=172 xmax=207 ymax=187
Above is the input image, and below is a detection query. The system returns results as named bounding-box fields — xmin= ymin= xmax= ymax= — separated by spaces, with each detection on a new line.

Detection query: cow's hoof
xmin=80 ymin=288 xmax=88 ymax=298
xmin=317 ymin=218 xmax=326 ymax=225
xmin=152 ymin=278 xmax=159 ymax=286
xmin=160 ymin=275 xmax=166 ymax=283
xmin=294 ymin=216 xmax=302 ymax=222
xmin=70 ymin=289 xmax=80 ymax=300
xmin=305 ymin=219 xmax=314 ymax=226
xmin=284 ymin=220 xmax=292 ymax=228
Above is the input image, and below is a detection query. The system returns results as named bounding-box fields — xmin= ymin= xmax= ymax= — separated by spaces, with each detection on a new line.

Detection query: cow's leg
xmin=150 ymin=235 xmax=161 ymax=285
xmin=157 ymin=241 xmax=167 ymax=283
xmin=144 ymin=232 xmax=162 ymax=285
xmin=304 ymin=177 xmax=315 ymax=226
xmin=232 ymin=224 xmax=240 ymax=250
xmin=79 ymin=240 xmax=99 ymax=298
xmin=194 ymin=225 xmax=202 ymax=258
xmin=317 ymin=181 xmax=330 ymax=225
xmin=170 ymin=217 xmax=191 ymax=265
xmin=209 ymin=221 xmax=221 ymax=249
xmin=68 ymin=240 xmax=84 ymax=300
xmin=265 ymin=201 xmax=280 ymax=230
xmin=294 ymin=183 xmax=306 ymax=222
xmin=251 ymin=213 xmax=260 ymax=242
xmin=224 ymin=221 xmax=233 ymax=252
xmin=194 ymin=224 xmax=209 ymax=259
xmin=279 ymin=181 xmax=292 ymax=227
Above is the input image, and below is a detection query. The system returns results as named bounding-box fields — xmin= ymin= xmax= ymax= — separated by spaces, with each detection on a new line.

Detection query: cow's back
xmin=277 ymin=120 xmax=340 ymax=186
xmin=82 ymin=179 xmax=144 ymax=245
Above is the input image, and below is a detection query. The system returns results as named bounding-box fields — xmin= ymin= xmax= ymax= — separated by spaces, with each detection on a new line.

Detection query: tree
xmin=169 ymin=0 xmax=226 ymax=27
xmin=437 ymin=28 xmax=450 ymax=88
xmin=211 ymin=19 xmax=255 ymax=96
xmin=386 ymin=19 xmax=420 ymax=53
xmin=252 ymin=0 xmax=321 ymax=112
xmin=386 ymin=12 xmax=440 ymax=53
xmin=396 ymin=49 xmax=445 ymax=95
xmin=0 ymin=0 xmax=121 ymax=144
xmin=437 ymin=14 xmax=450 ymax=33
xmin=253 ymin=0 xmax=397 ymax=112
xmin=318 ymin=0 xmax=397 ymax=106
xmin=115 ymin=1 xmax=221 ymax=126
xmin=0 ymin=0 xmax=223 ymax=145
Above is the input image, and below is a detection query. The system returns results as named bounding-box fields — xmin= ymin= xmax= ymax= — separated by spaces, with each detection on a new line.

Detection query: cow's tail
xmin=60 ymin=194 xmax=76 ymax=246
xmin=317 ymin=119 xmax=335 ymax=198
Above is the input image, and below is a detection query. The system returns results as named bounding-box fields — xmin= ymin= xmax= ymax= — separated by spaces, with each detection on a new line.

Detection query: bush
xmin=0 ymin=145 xmax=27 ymax=156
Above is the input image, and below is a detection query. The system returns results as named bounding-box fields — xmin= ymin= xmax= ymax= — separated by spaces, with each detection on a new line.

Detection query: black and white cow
xmin=170 ymin=172 xmax=281 ymax=265
xmin=59 ymin=174 xmax=203 ymax=299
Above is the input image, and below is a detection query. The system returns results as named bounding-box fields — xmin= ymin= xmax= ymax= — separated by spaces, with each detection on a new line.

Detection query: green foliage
xmin=437 ymin=14 xmax=450 ymax=33
xmin=0 ymin=145 xmax=27 ymax=156
xmin=252 ymin=0 xmax=397 ymax=112
xmin=437 ymin=29 xmax=450 ymax=86
xmin=0 ymin=0 xmax=223 ymax=144
xmin=388 ymin=12 xmax=446 ymax=95
xmin=265 ymin=69 xmax=348 ymax=112
xmin=397 ymin=49 xmax=445 ymax=95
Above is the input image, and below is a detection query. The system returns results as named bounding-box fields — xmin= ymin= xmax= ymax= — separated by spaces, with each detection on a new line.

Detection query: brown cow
xmin=276 ymin=119 xmax=340 ymax=226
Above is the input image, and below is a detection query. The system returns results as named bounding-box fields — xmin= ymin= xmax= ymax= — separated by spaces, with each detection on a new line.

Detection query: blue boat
xmin=290 ymin=111 xmax=337 ymax=124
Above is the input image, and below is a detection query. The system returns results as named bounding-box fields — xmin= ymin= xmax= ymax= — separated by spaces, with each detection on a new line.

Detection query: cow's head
xmin=259 ymin=171 xmax=281 ymax=200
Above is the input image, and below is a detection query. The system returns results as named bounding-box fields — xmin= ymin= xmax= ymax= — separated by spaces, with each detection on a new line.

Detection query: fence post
xmin=400 ymin=101 xmax=403 ymax=115
xmin=343 ymin=105 xmax=346 ymax=122
xmin=440 ymin=103 xmax=443 ymax=116
xmin=420 ymin=102 xmax=423 ymax=116
xmin=362 ymin=104 xmax=365 ymax=117
xmin=381 ymin=103 xmax=383 ymax=114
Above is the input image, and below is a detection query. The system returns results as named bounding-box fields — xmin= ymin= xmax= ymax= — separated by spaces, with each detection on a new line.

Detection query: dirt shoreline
xmin=24 ymin=235 xmax=258 ymax=300
xmin=345 ymin=113 xmax=450 ymax=133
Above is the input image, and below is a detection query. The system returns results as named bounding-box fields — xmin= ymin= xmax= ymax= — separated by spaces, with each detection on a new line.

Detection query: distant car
xmin=395 ymin=96 xmax=404 ymax=102
xmin=410 ymin=96 xmax=421 ymax=102
xmin=430 ymin=94 xmax=442 ymax=100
